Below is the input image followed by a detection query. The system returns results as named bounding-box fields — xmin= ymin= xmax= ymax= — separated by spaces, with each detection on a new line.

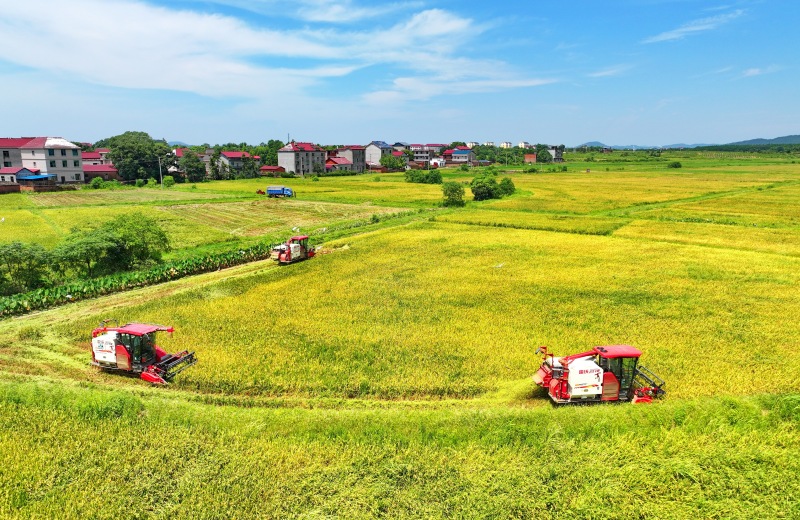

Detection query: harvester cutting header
xmin=533 ymin=345 xmax=665 ymax=404
xmin=91 ymin=321 xmax=197 ymax=384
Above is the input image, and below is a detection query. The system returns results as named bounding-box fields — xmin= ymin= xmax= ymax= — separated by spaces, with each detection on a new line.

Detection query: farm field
xmin=1 ymin=153 xmax=800 ymax=518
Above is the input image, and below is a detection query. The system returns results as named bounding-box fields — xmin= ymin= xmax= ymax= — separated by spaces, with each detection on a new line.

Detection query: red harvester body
xmin=90 ymin=321 xmax=197 ymax=384
xmin=532 ymin=345 xmax=665 ymax=404
xmin=271 ymin=235 xmax=316 ymax=264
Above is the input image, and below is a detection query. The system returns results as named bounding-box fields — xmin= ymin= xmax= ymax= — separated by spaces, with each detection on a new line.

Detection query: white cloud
xmin=587 ymin=64 xmax=632 ymax=78
xmin=173 ymin=0 xmax=423 ymax=23
xmin=642 ymin=9 xmax=744 ymax=43
xmin=741 ymin=65 xmax=781 ymax=77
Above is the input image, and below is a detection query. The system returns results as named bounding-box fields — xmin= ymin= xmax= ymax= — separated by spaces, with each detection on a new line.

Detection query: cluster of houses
xmin=0 ymin=136 xmax=561 ymax=191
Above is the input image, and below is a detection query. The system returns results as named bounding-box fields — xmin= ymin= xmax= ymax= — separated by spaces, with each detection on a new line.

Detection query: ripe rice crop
xmin=46 ymin=220 xmax=800 ymax=400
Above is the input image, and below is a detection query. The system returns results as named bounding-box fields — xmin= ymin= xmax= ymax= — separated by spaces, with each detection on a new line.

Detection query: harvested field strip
xmin=26 ymin=189 xmax=242 ymax=207
xmin=436 ymin=210 xmax=628 ymax=235
xmin=161 ymin=199 xmax=409 ymax=236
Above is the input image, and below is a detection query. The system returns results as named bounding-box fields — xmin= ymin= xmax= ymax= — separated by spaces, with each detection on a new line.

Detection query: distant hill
xmin=575 ymin=141 xmax=713 ymax=150
xmin=168 ymin=140 xmax=190 ymax=147
xmin=728 ymin=135 xmax=800 ymax=145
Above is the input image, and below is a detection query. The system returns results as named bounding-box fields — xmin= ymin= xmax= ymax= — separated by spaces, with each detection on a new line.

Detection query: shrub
xmin=498 ymin=177 xmax=516 ymax=197
xmin=89 ymin=177 xmax=104 ymax=189
xmin=667 ymin=161 xmax=682 ymax=168
xmin=405 ymin=170 xmax=442 ymax=184
xmin=135 ymin=179 xmax=146 ymax=188
xmin=162 ymin=175 xmax=175 ymax=188
xmin=146 ymin=178 xmax=158 ymax=187
xmin=442 ymin=181 xmax=465 ymax=207
xmin=311 ymin=175 xmax=320 ymax=182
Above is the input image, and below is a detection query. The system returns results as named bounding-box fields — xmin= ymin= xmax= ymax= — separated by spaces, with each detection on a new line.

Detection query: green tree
xmin=442 ymin=181 xmax=465 ymax=207
xmin=179 ymin=150 xmax=207 ymax=182
xmin=99 ymin=131 xmax=173 ymax=181
xmin=537 ymin=149 xmax=553 ymax=163
xmin=52 ymin=229 xmax=118 ymax=278
xmin=0 ymin=242 xmax=51 ymax=294
xmin=237 ymin=156 xmax=259 ymax=179
xmin=470 ymin=175 xmax=499 ymax=201
xmin=53 ymin=213 xmax=170 ymax=278
xmin=162 ymin=175 xmax=176 ymax=188
xmin=380 ymin=154 xmax=406 ymax=171
xmin=498 ymin=177 xmax=516 ymax=196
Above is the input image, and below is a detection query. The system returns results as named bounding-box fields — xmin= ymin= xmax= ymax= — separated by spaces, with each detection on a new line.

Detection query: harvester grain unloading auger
xmin=91 ymin=321 xmax=197 ymax=384
xmin=532 ymin=345 xmax=665 ymax=404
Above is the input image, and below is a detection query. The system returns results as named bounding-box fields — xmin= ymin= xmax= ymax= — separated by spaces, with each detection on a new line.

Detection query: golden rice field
xmin=2 ymin=154 xmax=800 ymax=518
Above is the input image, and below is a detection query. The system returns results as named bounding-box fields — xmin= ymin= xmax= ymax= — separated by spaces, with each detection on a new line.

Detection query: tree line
xmin=0 ymin=213 xmax=169 ymax=296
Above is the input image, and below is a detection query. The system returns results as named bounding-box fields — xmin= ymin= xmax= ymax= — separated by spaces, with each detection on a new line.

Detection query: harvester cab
xmin=271 ymin=235 xmax=315 ymax=264
xmin=532 ymin=345 xmax=665 ymax=404
xmin=91 ymin=321 xmax=197 ymax=384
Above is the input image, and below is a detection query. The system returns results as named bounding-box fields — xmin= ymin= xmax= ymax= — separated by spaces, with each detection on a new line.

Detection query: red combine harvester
xmin=532 ymin=345 xmax=665 ymax=404
xmin=271 ymin=235 xmax=316 ymax=264
xmin=91 ymin=321 xmax=197 ymax=384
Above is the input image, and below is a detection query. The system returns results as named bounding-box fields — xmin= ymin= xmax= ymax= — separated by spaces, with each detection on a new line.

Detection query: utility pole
xmin=158 ymin=156 xmax=163 ymax=188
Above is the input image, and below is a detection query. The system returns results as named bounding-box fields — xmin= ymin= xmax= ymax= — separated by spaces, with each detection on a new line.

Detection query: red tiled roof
xmin=426 ymin=144 xmax=447 ymax=147
xmin=259 ymin=165 xmax=284 ymax=171
xmin=221 ymin=151 xmax=251 ymax=159
xmin=0 ymin=138 xmax=36 ymax=148
xmin=280 ymin=142 xmax=319 ymax=152
xmin=443 ymin=149 xmax=454 ymax=155
xmin=19 ymin=137 xmax=48 ymax=148
xmin=83 ymin=164 xmax=118 ymax=173
xmin=174 ymin=148 xmax=188 ymax=158
xmin=391 ymin=151 xmax=404 ymax=157
xmin=95 ymin=148 xmax=110 ymax=153
xmin=326 ymin=157 xmax=352 ymax=165
xmin=0 ymin=166 xmax=39 ymax=174
xmin=339 ymin=145 xmax=365 ymax=150
xmin=82 ymin=152 xmax=102 ymax=160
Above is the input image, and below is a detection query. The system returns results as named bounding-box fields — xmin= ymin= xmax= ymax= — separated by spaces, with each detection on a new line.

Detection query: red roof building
xmin=83 ymin=164 xmax=121 ymax=183
xmin=259 ymin=165 xmax=286 ymax=176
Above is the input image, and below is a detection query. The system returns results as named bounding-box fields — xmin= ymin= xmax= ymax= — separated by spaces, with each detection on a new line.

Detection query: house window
xmin=2 ymin=161 xmax=10 ymax=167
xmin=2 ymin=151 xmax=8 ymax=157
xmin=74 ymin=174 xmax=81 ymax=180
xmin=73 ymin=160 xmax=80 ymax=167
xmin=10 ymin=176 xmax=14 ymax=183
xmin=62 ymin=160 xmax=68 ymax=167
xmin=1 ymin=176 xmax=4 ymax=182
xmin=72 ymin=149 xmax=78 ymax=156
xmin=50 ymin=160 xmax=56 ymax=167
xmin=60 ymin=149 xmax=67 ymax=156
xmin=48 ymin=149 xmax=55 ymax=156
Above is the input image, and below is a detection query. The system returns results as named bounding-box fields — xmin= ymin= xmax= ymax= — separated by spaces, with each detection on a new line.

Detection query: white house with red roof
xmin=219 ymin=150 xmax=252 ymax=171
xmin=0 ymin=137 xmax=83 ymax=184
xmin=278 ymin=142 xmax=325 ymax=176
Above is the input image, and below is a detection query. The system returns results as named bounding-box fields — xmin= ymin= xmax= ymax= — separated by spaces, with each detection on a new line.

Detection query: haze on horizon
xmin=0 ymin=0 xmax=796 ymax=147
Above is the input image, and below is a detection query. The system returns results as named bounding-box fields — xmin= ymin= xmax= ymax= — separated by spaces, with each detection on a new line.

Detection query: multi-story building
xmin=219 ymin=151 xmax=252 ymax=171
xmin=466 ymin=142 xmax=479 ymax=148
xmin=483 ymin=141 xmax=495 ymax=147
xmin=365 ymin=141 xmax=394 ymax=166
xmin=278 ymin=142 xmax=326 ymax=175
xmin=0 ymin=137 xmax=83 ymax=184
xmin=499 ymin=142 xmax=513 ymax=149
xmin=518 ymin=142 xmax=531 ymax=149
xmin=335 ymin=146 xmax=366 ymax=173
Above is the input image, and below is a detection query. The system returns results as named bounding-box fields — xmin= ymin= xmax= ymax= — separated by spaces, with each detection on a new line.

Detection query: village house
xmin=335 ymin=146 xmax=366 ymax=173
xmin=499 ymin=142 xmax=513 ymax=149
xmin=83 ymin=164 xmax=122 ymax=183
xmin=365 ymin=141 xmax=394 ymax=167
xmin=278 ymin=142 xmax=326 ymax=175
xmin=0 ymin=137 xmax=83 ymax=184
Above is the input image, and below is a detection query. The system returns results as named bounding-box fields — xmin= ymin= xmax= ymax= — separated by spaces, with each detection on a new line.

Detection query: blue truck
xmin=267 ymin=185 xmax=294 ymax=198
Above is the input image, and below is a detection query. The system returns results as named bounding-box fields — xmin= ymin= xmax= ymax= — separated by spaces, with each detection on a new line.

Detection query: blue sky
xmin=0 ymin=0 xmax=796 ymax=146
